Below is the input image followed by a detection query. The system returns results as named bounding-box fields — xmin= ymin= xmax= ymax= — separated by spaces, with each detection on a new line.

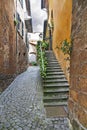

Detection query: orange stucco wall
xmin=50 ymin=0 xmax=72 ymax=81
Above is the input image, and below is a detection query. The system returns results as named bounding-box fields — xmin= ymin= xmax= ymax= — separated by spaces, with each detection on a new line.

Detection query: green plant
xmin=42 ymin=41 xmax=49 ymax=50
xmin=31 ymin=62 xmax=37 ymax=66
xmin=61 ymin=39 xmax=72 ymax=56
xmin=14 ymin=19 xmax=18 ymax=26
xmin=51 ymin=21 xmax=54 ymax=28
xmin=37 ymin=41 xmax=48 ymax=78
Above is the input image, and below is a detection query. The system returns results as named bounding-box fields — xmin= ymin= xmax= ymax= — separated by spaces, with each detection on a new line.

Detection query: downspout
xmin=16 ymin=0 xmax=18 ymax=54
xmin=15 ymin=0 xmax=18 ymax=74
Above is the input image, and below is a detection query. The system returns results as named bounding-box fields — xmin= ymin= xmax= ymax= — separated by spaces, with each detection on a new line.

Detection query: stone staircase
xmin=43 ymin=51 xmax=69 ymax=109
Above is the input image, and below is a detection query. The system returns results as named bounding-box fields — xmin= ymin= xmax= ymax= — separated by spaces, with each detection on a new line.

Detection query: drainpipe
xmin=48 ymin=25 xmax=52 ymax=50
xmin=49 ymin=28 xmax=52 ymax=50
xmin=15 ymin=0 xmax=18 ymax=74
xmin=16 ymin=0 xmax=18 ymax=54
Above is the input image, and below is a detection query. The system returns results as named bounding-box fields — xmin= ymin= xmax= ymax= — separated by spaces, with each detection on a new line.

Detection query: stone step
xmin=47 ymin=62 xmax=59 ymax=64
xmin=46 ymin=56 xmax=56 ymax=58
xmin=47 ymin=60 xmax=57 ymax=62
xmin=46 ymin=72 xmax=64 ymax=75
xmin=47 ymin=57 xmax=56 ymax=60
xmin=46 ymin=53 xmax=54 ymax=55
xmin=47 ymin=64 xmax=60 ymax=67
xmin=45 ymin=75 xmax=65 ymax=79
xmin=46 ymin=67 xmax=61 ymax=69
xmin=46 ymin=69 xmax=62 ymax=72
xmin=46 ymin=53 xmax=56 ymax=56
xmin=44 ymin=92 xmax=69 ymax=97
xmin=43 ymin=78 xmax=68 ymax=83
xmin=46 ymin=55 xmax=55 ymax=57
xmin=44 ymin=98 xmax=68 ymax=104
xmin=44 ymin=88 xmax=69 ymax=93
xmin=46 ymin=53 xmax=55 ymax=55
xmin=47 ymin=61 xmax=59 ymax=65
xmin=47 ymin=60 xmax=58 ymax=62
xmin=47 ymin=64 xmax=60 ymax=66
xmin=46 ymin=52 xmax=55 ymax=55
xmin=45 ymin=50 xmax=53 ymax=53
xmin=43 ymin=95 xmax=69 ymax=101
xmin=44 ymin=83 xmax=69 ymax=89
xmin=44 ymin=102 xmax=68 ymax=107
xmin=47 ymin=63 xmax=60 ymax=67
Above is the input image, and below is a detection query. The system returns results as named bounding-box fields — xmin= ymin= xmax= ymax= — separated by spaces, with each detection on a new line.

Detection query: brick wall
xmin=69 ymin=0 xmax=87 ymax=129
xmin=0 ymin=0 xmax=28 ymax=92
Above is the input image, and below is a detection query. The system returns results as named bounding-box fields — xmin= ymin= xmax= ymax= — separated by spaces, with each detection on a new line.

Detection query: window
xmin=16 ymin=12 xmax=21 ymax=30
xmin=22 ymin=22 xmax=24 ymax=37
xmin=16 ymin=12 xmax=24 ymax=37
xmin=19 ymin=0 xmax=23 ymax=8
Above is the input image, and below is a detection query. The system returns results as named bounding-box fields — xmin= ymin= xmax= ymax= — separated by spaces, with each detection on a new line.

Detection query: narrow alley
xmin=0 ymin=67 xmax=70 ymax=130
xmin=0 ymin=0 xmax=87 ymax=130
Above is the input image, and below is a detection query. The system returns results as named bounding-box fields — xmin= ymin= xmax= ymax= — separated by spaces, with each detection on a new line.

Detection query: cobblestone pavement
xmin=0 ymin=66 xmax=71 ymax=130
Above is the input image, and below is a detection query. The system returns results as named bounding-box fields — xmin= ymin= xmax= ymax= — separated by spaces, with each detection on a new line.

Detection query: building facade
xmin=69 ymin=0 xmax=87 ymax=129
xmin=41 ymin=0 xmax=72 ymax=81
xmin=0 ymin=0 xmax=32 ymax=91
xmin=42 ymin=0 xmax=87 ymax=130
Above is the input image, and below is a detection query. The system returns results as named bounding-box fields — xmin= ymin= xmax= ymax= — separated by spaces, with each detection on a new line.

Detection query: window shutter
xmin=22 ymin=22 xmax=24 ymax=36
xmin=21 ymin=0 xmax=23 ymax=8
xmin=16 ymin=13 xmax=20 ymax=30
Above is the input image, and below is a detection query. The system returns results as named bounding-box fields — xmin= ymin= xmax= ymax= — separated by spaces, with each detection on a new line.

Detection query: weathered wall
xmin=69 ymin=0 xmax=87 ymax=129
xmin=0 ymin=0 xmax=16 ymax=74
xmin=48 ymin=0 xmax=53 ymax=24
xmin=0 ymin=0 xmax=28 ymax=91
xmin=16 ymin=32 xmax=28 ymax=74
xmin=52 ymin=0 xmax=72 ymax=81
xmin=0 ymin=0 xmax=16 ymax=91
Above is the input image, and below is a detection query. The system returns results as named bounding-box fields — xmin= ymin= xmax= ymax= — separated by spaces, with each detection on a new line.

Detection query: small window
xmin=19 ymin=0 xmax=23 ymax=8
xmin=22 ymin=22 xmax=24 ymax=37
xmin=16 ymin=12 xmax=21 ymax=30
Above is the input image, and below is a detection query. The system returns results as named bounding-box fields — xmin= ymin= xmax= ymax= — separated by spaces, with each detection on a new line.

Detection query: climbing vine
xmin=55 ymin=39 xmax=73 ymax=73
xmin=14 ymin=19 xmax=18 ymax=26
xmin=56 ymin=39 xmax=72 ymax=58
xmin=37 ymin=41 xmax=48 ymax=78
xmin=61 ymin=39 xmax=72 ymax=56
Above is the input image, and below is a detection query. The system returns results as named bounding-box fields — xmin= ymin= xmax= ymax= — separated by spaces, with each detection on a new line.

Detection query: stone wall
xmin=0 ymin=0 xmax=16 ymax=74
xmin=69 ymin=0 xmax=87 ymax=129
xmin=16 ymin=32 xmax=28 ymax=74
xmin=0 ymin=0 xmax=16 ymax=91
xmin=0 ymin=0 xmax=28 ymax=92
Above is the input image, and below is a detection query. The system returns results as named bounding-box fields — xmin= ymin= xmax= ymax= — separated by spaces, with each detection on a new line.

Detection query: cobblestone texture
xmin=0 ymin=66 xmax=70 ymax=130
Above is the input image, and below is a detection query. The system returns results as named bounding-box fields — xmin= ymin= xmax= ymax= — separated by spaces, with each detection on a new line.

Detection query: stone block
xmin=68 ymin=99 xmax=74 ymax=110
xmin=79 ymin=63 xmax=87 ymax=76
xmin=78 ymin=93 xmax=87 ymax=110
xmin=69 ymin=0 xmax=87 ymax=130
xmin=77 ymin=77 xmax=87 ymax=92
xmin=77 ymin=107 xmax=87 ymax=128
xmin=70 ymin=89 xmax=78 ymax=102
